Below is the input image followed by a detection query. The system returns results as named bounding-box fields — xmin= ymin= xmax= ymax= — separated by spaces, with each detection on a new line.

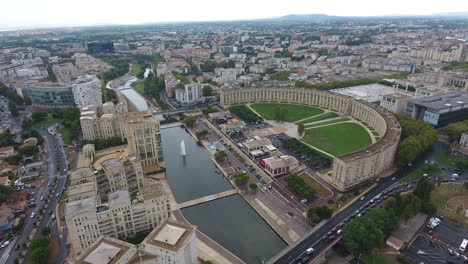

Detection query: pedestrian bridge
xmin=176 ymin=189 xmax=239 ymax=209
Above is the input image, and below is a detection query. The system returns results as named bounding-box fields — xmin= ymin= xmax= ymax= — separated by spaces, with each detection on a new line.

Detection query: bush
xmin=397 ymin=255 xmax=416 ymax=264
xmin=229 ymin=105 xmax=262 ymax=123
xmin=284 ymin=174 xmax=316 ymax=199
xmin=81 ymin=137 xmax=126 ymax=151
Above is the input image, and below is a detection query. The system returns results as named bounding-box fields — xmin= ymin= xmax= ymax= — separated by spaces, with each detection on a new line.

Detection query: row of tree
xmin=394 ymin=114 xmax=438 ymax=167
xmin=307 ymin=205 xmax=333 ymax=223
xmin=200 ymin=60 xmax=236 ymax=72
xmin=0 ymin=82 xmax=24 ymax=104
xmin=142 ymin=72 xmax=168 ymax=110
xmin=81 ymin=137 xmax=126 ymax=151
xmin=229 ymin=105 xmax=262 ymax=123
xmin=281 ymin=138 xmax=332 ymax=168
xmin=342 ymin=178 xmax=435 ymax=253
xmin=444 ymin=120 xmax=468 ymax=143
xmin=284 ymin=173 xmax=317 ymax=199
xmin=102 ymin=60 xmax=130 ymax=83
xmin=269 ymin=71 xmax=290 ymax=81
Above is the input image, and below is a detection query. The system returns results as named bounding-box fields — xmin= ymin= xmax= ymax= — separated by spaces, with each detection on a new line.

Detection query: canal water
xmin=161 ymin=126 xmax=286 ymax=263
xmin=118 ymin=68 xmax=152 ymax=112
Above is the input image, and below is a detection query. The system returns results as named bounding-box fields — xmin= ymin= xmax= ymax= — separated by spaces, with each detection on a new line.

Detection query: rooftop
xmin=101 ymin=158 xmax=123 ymax=170
xmin=65 ymin=196 xmax=97 ymax=218
xmin=409 ymin=91 xmax=468 ymax=112
xmin=383 ymin=93 xmax=412 ymax=100
xmin=76 ymin=237 xmax=133 ymax=264
xmin=70 ymin=167 xmax=95 ymax=182
xmin=108 ymin=190 xmax=130 ymax=208
xmin=143 ymin=219 xmax=196 ymax=252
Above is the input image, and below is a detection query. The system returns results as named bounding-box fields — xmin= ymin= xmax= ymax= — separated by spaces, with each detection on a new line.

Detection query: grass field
xmin=251 ymin=103 xmax=324 ymax=123
xmin=436 ymin=152 xmax=463 ymax=169
xmin=304 ymin=118 xmax=350 ymax=128
xmin=302 ymin=123 xmax=371 ymax=156
xmin=431 ymin=183 xmax=468 ymax=226
xmin=58 ymin=127 xmax=74 ymax=145
xmin=295 ymin=112 xmax=339 ymax=125
xmin=401 ymin=165 xmax=442 ymax=182
xmin=33 ymin=113 xmax=61 ymax=128
xmin=130 ymin=63 xmax=144 ymax=76
xmin=131 ymin=80 xmax=145 ymax=95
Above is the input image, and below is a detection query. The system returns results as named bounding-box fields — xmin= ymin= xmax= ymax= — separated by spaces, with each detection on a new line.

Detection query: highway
xmin=5 ymin=125 xmax=69 ymax=264
xmin=272 ymin=141 xmax=447 ymax=264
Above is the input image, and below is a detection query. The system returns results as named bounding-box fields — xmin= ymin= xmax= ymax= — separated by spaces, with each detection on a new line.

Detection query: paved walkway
xmin=176 ymin=189 xmax=239 ymax=209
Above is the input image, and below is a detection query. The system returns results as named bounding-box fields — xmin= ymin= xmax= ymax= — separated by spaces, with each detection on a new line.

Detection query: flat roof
xmin=383 ymin=93 xmax=412 ymax=100
xmin=84 ymin=242 xmax=121 ymax=264
xmin=68 ymin=181 xmax=95 ymax=197
xmin=65 ymin=196 xmax=97 ymax=218
xmin=108 ymin=190 xmax=130 ymax=208
xmin=154 ymin=224 xmax=186 ymax=246
xmin=101 ymin=158 xmax=122 ymax=170
xmin=144 ymin=219 xmax=196 ymax=252
xmin=70 ymin=167 xmax=95 ymax=181
xmin=409 ymin=91 xmax=468 ymax=111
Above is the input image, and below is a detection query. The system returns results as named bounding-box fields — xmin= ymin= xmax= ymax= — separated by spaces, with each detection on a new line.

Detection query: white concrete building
xmin=175 ymin=83 xmax=203 ymax=104
xmin=380 ymin=93 xmax=412 ymax=114
xmin=72 ymin=75 xmax=102 ymax=109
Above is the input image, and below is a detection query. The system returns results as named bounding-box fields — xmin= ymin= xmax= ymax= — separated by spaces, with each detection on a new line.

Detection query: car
xmin=392 ymin=177 xmax=396 ymax=180
xmin=56 ymin=193 xmax=60 ymax=198
xmin=40 ymin=196 xmax=44 ymax=201
xmin=331 ymin=227 xmax=337 ymax=233
xmin=327 ymin=235 xmax=335 ymax=241
xmin=448 ymin=249 xmax=454 ymax=255
xmin=51 ymin=214 xmax=55 ymax=219
xmin=49 ymin=210 xmax=53 ymax=215
xmin=455 ymin=252 xmax=461 ymax=258
xmin=305 ymin=247 xmax=314 ymax=254
xmin=360 ymin=196 xmax=365 ymax=201
xmin=1 ymin=241 xmax=10 ymax=248
xmin=31 ymin=212 xmax=35 ymax=218
xmin=0 ymin=236 xmax=4 ymax=241
xmin=14 ymin=244 xmax=20 ymax=251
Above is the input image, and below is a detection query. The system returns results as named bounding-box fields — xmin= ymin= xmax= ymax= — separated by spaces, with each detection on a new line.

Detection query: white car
xmin=31 ymin=212 xmax=36 ymax=218
xmin=360 ymin=196 xmax=365 ymax=201
xmin=1 ymin=241 xmax=10 ymax=248
xmin=337 ymin=229 xmax=343 ymax=235
xmin=305 ymin=247 xmax=314 ymax=254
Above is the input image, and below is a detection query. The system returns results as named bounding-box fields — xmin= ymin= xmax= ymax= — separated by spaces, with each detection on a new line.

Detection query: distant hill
xmin=430 ymin=12 xmax=468 ymax=18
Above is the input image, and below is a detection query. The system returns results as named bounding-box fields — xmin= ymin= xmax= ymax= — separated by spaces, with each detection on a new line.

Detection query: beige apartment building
xmin=219 ymin=87 xmax=401 ymax=191
xmin=125 ymin=112 xmax=164 ymax=171
xmin=73 ymin=219 xmax=197 ymax=264
xmin=65 ymin=184 xmax=171 ymax=253
xmin=80 ymin=102 xmax=127 ymax=141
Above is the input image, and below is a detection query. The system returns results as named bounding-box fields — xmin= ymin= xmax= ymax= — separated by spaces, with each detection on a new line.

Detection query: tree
xmin=234 ymin=172 xmax=249 ymax=185
xmin=249 ymin=183 xmax=258 ymax=191
xmin=29 ymin=237 xmax=49 ymax=250
xmin=202 ymin=85 xmax=213 ymax=97
xmin=195 ymin=130 xmax=208 ymax=140
xmin=22 ymin=118 xmax=33 ymax=131
xmin=31 ymin=112 xmax=48 ymax=123
xmin=284 ymin=174 xmax=317 ymax=199
xmin=214 ymin=151 xmax=227 ymax=161
xmin=444 ymin=120 xmax=468 ymax=142
xmin=316 ymin=206 xmax=332 ymax=220
xmin=413 ymin=178 xmax=434 ymax=201
xmin=40 ymin=226 xmax=51 ymax=237
xmin=19 ymin=145 xmax=39 ymax=156
xmin=298 ymin=123 xmax=305 ymax=136
xmin=183 ymin=116 xmax=196 ymax=127
xmin=8 ymin=102 xmax=18 ymax=117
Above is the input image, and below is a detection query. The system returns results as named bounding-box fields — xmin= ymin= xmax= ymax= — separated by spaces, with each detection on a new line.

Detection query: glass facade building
xmin=23 ymin=83 xmax=75 ymax=108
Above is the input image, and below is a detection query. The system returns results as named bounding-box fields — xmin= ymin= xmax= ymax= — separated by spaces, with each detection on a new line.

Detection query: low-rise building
xmin=0 ymin=146 xmax=15 ymax=158
xmin=380 ymin=93 xmax=412 ymax=114
xmin=459 ymin=132 xmax=468 ymax=155
xmin=406 ymin=91 xmax=468 ymax=127
xmin=413 ymin=87 xmax=448 ymax=99
xmin=22 ymin=82 xmax=75 ymax=109
xmin=260 ymin=154 xmax=298 ymax=177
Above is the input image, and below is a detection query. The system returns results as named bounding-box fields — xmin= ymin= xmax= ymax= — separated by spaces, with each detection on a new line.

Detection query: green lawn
xmin=295 ymin=112 xmax=339 ymax=125
xmin=436 ymin=152 xmax=460 ymax=169
xmin=361 ymin=255 xmax=394 ymax=264
xmin=401 ymin=165 xmax=442 ymax=182
xmin=58 ymin=127 xmax=74 ymax=145
xmin=33 ymin=113 xmax=61 ymax=128
xmin=131 ymin=63 xmax=144 ymax=76
xmin=131 ymin=80 xmax=145 ymax=95
xmin=304 ymin=118 xmax=350 ymax=128
xmin=302 ymin=123 xmax=371 ymax=156
xmin=251 ymin=103 xmax=324 ymax=123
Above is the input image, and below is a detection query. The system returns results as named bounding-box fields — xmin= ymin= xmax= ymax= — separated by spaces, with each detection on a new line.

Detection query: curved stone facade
xmin=219 ymin=87 xmax=401 ymax=191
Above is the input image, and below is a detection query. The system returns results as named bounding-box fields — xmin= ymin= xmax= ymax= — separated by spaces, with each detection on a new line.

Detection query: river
xmin=118 ymin=68 xmax=151 ymax=111
xmin=161 ymin=126 xmax=286 ymax=263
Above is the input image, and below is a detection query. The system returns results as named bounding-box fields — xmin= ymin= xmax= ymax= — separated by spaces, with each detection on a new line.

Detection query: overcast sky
xmin=2 ymin=0 xmax=468 ymax=30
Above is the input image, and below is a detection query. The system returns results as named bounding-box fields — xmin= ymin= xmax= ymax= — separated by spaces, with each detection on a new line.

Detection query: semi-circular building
xmin=219 ymin=87 xmax=401 ymax=191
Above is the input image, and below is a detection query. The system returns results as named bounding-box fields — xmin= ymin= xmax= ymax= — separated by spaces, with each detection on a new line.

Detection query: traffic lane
xmin=431 ymin=219 xmax=468 ymax=250
xmin=405 ymin=235 xmax=462 ymax=264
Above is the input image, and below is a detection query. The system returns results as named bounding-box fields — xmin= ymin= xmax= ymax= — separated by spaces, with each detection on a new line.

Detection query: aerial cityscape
xmin=0 ymin=3 xmax=468 ymax=264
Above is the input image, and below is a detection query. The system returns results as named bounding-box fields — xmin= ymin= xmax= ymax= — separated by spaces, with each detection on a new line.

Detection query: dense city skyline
xmin=2 ymin=0 xmax=468 ymax=30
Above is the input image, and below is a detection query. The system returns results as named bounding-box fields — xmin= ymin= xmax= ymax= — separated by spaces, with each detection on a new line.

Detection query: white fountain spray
xmin=180 ymin=140 xmax=186 ymax=156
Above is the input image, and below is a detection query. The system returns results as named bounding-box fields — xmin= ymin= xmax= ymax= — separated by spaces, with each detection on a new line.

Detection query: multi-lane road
xmin=4 ymin=125 xmax=69 ymax=264
xmin=272 ymin=141 xmax=448 ymax=264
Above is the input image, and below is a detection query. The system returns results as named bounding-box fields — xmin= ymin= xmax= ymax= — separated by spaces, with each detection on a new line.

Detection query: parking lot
xmin=406 ymin=235 xmax=468 ymax=264
xmin=426 ymin=218 xmax=468 ymax=252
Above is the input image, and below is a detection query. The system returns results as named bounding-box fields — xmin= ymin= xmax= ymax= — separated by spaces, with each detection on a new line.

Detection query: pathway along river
xmin=161 ymin=126 xmax=286 ymax=264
